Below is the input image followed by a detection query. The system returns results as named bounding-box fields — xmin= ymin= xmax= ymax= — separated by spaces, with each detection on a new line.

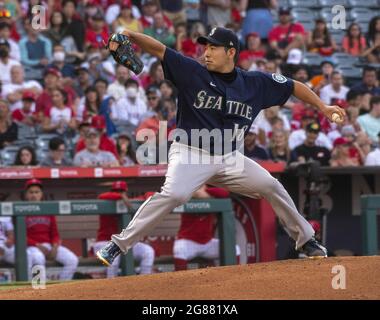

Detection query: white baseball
xmin=332 ymin=113 xmax=342 ymax=123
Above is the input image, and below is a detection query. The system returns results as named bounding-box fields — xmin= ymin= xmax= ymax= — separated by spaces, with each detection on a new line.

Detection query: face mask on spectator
xmin=126 ymin=87 xmax=138 ymax=98
xmin=53 ymin=51 xmax=65 ymax=62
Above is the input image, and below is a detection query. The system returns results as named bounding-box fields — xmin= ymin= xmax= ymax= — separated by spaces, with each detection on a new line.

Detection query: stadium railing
xmin=0 ymin=198 xmax=236 ymax=281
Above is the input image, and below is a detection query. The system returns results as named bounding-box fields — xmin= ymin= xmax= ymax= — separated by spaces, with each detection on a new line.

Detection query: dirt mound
xmin=1 ymin=256 xmax=379 ymax=300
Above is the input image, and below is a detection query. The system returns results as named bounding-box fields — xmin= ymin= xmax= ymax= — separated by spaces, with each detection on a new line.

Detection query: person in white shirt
xmin=319 ymin=71 xmax=349 ymax=105
xmin=107 ymin=64 xmax=130 ymax=102
xmin=0 ymin=39 xmax=20 ymax=86
xmin=0 ymin=22 xmax=20 ymax=61
xmin=111 ymin=79 xmax=147 ymax=131
xmin=2 ymin=65 xmax=42 ymax=111
xmin=289 ymin=115 xmax=333 ymax=150
xmin=357 ymin=96 xmax=380 ymax=143
xmin=364 ymin=132 xmax=380 ymax=166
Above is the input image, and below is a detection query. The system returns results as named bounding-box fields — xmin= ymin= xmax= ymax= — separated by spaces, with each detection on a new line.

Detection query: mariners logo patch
xmin=209 ymin=28 xmax=216 ymax=36
xmin=272 ymin=73 xmax=287 ymax=83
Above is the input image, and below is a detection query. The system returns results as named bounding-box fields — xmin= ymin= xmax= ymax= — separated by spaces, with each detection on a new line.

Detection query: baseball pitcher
xmin=96 ymin=27 xmax=346 ymax=267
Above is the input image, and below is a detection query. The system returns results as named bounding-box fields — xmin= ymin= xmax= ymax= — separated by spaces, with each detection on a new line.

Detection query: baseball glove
xmin=106 ymin=33 xmax=144 ymax=75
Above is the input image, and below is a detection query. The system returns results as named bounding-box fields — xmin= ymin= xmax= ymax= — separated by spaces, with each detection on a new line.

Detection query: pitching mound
xmin=1 ymin=256 xmax=379 ymax=300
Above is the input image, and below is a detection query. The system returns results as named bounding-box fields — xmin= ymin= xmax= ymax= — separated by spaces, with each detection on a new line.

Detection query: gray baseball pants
xmin=112 ymin=142 xmax=314 ymax=252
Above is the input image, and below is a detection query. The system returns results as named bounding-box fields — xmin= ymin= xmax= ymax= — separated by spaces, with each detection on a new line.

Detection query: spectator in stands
xmin=0 ymin=38 xmax=20 ymax=85
xmin=140 ymin=0 xmax=173 ymax=30
xmin=11 ymin=91 xmax=38 ymax=127
xmin=289 ymin=114 xmax=333 ymax=151
xmin=0 ymin=22 xmax=19 ymax=61
xmin=244 ymin=125 xmax=268 ymax=161
xmin=2 ymin=65 xmax=42 ymax=112
xmin=62 ymin=0 xmax=86 ymax=53
xmin=307 ymin=18 xmax=337 ymax=56
xmin=319 ymin=71 xmax=349 ymax=105
xmin=351 ymin=66 xmax=380 ymax=96
xmin=40 ymin=137 xmax=72 ymax=167
xmin=19 ymin=19 xmax=52 ymax=79
xmin=107 ymin=64 xmax=129 ymax=102
xmin=255 ymin=106 xmax=290 ymax=146
xmin=340 ymin=125 xmax=367 ymax=165
xmin=142 ymin=60 xmax=165 ymax=89
xmin=42 ymin=88 xmax=77 ymax=135
xmin=23 ymin=179 xmax=79 ymax=280
xmin=357 ymin=95 xmax=380 ymax=143
xmin=365 ymin=16 xmax=380 ymax=63
xmin=111 ymin=78 xmax=147 ymax=132
xmin=161 ymin=0 xmax=187 ymax=26
xmin=76 ymin=86 xmax=100 ymax=123
xmin=13 ymin=145 xmax=38 ymax=167
xmin=76 ymin=115 xmax=118 ymax=158
xmin=93 ymin=181 xmax=155 ymax=276
xmin=85 ymin=12 xmax=109 ymax=50
xmin=290 ymin=122 xmax=331 ymax=166
xmin=241 ymin=0 xmax=277 ymax=41
xmin=362 ymin=32 xmax=380 ymax=64
xmin=330 ymin=137 xmax=360 ymax=167
xmin=268 ymin=129 xmax=290 ymax=163
xmin=268 ymin=7 xmax=306 ymax=59
xmin=140 ymin=85 xmax=161 ymax=122
xmin=105 ymin=0 xmax=141 ymax=25
xmin=143 ymin=11 xmax=176 ymax=48
xmin=74 ymin=127 xmax=119 ymax=167
xmin=42 ymin=11 xmax=68 ymax=47
xmin=159 ymin=79 xmax=177 ymax=100
xmin=342 ymin=22 xmax=367 ymax=56
xmin=176 ymin=21 xmax=206 ymax=59
xmin=346 ymin=89 xmax=364 ymax=114
xmin=239 ymin=32 xmax=266 ymax=62
xmin=365 ymin=131 xmax=380 ymax=166
xmin=74 ymin=66 xmax=93 ymax=98
xmin=35 ymin=68 xmax=78 ymax=121
xmin=309 ymin=59 xmax=335 ymax=94
xmin=203 ymin=0 xmax=231 ymax=28
xmin=112 ymin=0 xmax=143 ymax=33
xmin=0 ymin=99 xmax=17 ymax=149
xmin=48 ymin=44 xmax=76 ymax=81
xmin=94 ymin=78 xmax=116 ymax=137
xmin=116 ymin=132 xmax=137 ymax=166
xmin=173 ymin=184 xmax=240 ymax=271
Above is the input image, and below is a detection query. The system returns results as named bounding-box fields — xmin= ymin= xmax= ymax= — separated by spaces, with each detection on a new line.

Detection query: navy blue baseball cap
xmin=197 ymin=27 xmax=239 ymax=51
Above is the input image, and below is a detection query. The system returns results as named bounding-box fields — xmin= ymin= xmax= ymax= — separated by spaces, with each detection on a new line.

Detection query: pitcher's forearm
xmin=122 ymin=30 xmax=166 ymax=60
xmin=293 ymin=80 xmax=326 ymax=112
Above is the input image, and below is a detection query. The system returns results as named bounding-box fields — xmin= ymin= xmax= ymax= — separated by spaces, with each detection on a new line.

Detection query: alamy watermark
xmin=31 ymin=265 xmax=46 ymax=289
xmin=331 ymin=265 xmax=346 ymax=290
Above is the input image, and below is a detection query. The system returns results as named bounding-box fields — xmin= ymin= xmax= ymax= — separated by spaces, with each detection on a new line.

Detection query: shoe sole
xmin=96 ymin=251 xmax=111 ymax=267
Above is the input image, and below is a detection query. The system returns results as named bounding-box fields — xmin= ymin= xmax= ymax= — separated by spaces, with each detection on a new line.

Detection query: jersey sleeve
xmin=253 ymin=72 xmax=295 ymax=109
xmin=161 ymin=47 xmax=199 ymax=88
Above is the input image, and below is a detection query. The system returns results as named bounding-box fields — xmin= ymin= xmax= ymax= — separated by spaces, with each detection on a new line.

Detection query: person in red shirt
xmin=139 ymin=0 xmax=173 ymax=31
xmin=35 ymin=68 xmax=77 ymax=120
xmin=11 ymin=91 xmax=39 ymax=126
xmin=75 ymin=115 xmax=119 ymax=159
xmin=93 ymin=181 xmax=155 ymax=277
xmin=173 ymin=185 xmax=240 ymax=271
xmin=23 ymin=179 xmax=79 ymax=281
xmin=268 ymin=7 xmax=306 ymax=59
xmin=240 ymin=32 xmax=266 ymax=60
xmin=85 ymin=12 xmax=109 ymax=50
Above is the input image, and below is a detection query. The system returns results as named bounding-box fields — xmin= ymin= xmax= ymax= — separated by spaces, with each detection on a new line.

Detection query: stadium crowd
xmin=0 ymin=0 xmax=379 ymax=168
